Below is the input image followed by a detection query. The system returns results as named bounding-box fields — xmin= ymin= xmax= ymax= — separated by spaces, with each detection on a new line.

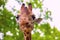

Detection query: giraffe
xmin=16 ymin=3 xmax=42 ymax=40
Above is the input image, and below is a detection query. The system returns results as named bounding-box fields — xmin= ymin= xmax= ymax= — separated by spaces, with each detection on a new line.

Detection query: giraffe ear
xmin=21 ymin=3 xmax=25 ymax=10
xmin=34 ymin=18 xmax=42 ymax=23
xmin=28 ymin=3 xmax=32 ymax=11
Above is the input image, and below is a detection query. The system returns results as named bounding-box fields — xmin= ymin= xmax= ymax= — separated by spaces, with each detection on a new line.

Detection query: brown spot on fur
xmin=26 ymin=37 xmax=29 ymax=40
xmin=27 ymin=32 xmax=29 ymax=34
xmin=24 ymin=32 xmax=26 ymax=36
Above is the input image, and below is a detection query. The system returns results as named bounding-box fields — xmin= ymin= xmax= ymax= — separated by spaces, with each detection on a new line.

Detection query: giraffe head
xmin=18 ymin=3 xmax=35 ymax=32
xmin=16 ymin=3 xmax=42 ymax=33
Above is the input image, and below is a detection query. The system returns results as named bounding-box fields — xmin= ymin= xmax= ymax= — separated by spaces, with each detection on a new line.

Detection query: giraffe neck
xmin=24 ymin=32 xmax=31 ymax=40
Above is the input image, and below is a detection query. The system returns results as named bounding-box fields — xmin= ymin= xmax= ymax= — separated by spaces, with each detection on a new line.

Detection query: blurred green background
xmin=0 ymin=0 xmax=60 ymax=40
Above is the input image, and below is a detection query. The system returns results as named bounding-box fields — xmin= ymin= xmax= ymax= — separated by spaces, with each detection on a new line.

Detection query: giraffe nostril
xmin=25 ymin=22 xmax=31 ymax=28
xmin=26 ymin=23 xmax=29 ymax=25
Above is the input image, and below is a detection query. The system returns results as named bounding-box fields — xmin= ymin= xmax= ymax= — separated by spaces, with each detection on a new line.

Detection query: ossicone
xmin=21 ymin=3 xmax=25 ymax=10
xmin=28 ymin=3 xmax=32 ymax=11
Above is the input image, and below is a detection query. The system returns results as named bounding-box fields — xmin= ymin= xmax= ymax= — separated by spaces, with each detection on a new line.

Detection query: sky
xmin=0 ymin=0 xmax=60 ymax=39
xmin=43 ymin=0 xmax=60 ymax=30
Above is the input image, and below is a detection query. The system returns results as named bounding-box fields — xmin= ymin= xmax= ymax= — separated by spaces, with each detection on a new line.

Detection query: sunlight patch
xmin=6 ymin=31 xmax=13 ymax=36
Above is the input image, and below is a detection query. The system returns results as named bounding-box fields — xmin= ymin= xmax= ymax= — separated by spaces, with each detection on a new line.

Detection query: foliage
xmin=0 ymin=0 xmax=7 ymax=8
xmin=0 ymin=0 xmax=60 ymax=40
xmin=32 ymin=23 xmax=60 ymax=40
xmin=0 ymin=7 xmax=24 ymax=40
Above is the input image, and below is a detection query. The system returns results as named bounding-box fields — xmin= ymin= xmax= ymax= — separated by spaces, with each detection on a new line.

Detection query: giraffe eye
xmin=31 ymin=15 xmax=35 ymax=20
xmin=16 ymin=15 xmax=20 ymax=20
